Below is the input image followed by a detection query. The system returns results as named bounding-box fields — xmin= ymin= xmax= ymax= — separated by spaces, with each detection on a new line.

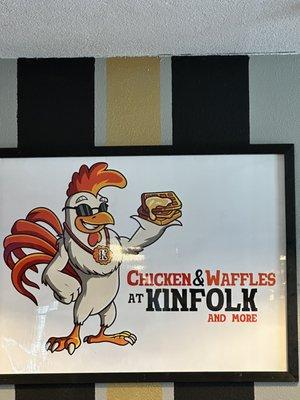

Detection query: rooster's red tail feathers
xmin=3 ymin=207 xmax=80 ymax=305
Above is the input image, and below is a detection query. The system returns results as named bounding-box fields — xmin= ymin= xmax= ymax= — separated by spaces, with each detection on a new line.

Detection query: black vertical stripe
xmin=174 ymin=382 xmax=254 ymax=400
xmin=172 ymin=55 xmax=249 ymax=147
xmin=17 ymin=58 xmax=94 ymax=151
xmin=172 ymin=55 xmax=253 ymax=400
xmin=16 ymin=384 xmax=95 ymax=400
xmin=16 ymin=58 xmax=95 ymax=400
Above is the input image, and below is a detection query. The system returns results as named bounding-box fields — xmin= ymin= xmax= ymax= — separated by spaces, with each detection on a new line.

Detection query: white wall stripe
xmin=95 ymin=383 xmax=107 ymax=400
xmin=162 ymin=382 xmax=174 ymax=400
xmin=0 ymin=385 xmax=15 ymax=400
xmin=0 ymin=59 xmax=17 ymax=148
xmin=94 ymin=58 xmax=107 ymax=146
xmin=160 ymin=57 xmax=173 ymax=145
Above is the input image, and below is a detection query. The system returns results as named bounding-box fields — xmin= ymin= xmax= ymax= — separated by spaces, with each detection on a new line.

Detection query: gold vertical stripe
xmin=107 ymin=383 xmax=162 ymax=400
xmin=104 ymin=57 xmax=163 ymax=400
xmin=106 ymin=57 xmax=161 ymax=146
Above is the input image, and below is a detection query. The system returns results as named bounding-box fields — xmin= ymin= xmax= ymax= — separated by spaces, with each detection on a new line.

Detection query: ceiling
xmin=0 ymin=0 xmax=299 ymax=58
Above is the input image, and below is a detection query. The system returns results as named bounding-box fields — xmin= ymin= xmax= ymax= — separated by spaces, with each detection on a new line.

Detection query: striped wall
xmin=0 ymin=55 xmax=299 ymax=400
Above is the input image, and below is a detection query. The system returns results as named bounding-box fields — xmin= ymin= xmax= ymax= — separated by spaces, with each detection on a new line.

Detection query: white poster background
xmin=0 ymin=155 xmax=287 ymax=374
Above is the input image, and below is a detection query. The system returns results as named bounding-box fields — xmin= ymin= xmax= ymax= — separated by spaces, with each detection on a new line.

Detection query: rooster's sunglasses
xmin=62 ymin=202 xmax=108 ymax=217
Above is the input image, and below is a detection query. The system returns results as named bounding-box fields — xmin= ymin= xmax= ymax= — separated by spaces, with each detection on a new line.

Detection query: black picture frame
xmin=0 ymin=143 xmax=297 ymax=384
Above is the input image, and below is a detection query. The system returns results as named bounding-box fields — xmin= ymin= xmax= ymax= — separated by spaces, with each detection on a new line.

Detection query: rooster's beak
xmin=75 ymin=211 xmax=114 ymax=233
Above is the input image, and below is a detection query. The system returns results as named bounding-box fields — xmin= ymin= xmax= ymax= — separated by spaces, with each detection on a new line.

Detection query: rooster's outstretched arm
xmin=42 ymin=238 xmax=81 ymax=304
xmin=119 ymin=215 xmax=182 ymax=254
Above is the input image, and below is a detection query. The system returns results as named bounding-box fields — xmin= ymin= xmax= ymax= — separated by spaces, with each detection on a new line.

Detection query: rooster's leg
xmin=46 ymin=324 xmax=81 ymax=355
xmin=83 ymin=302 xmax=137 ymax=346
xmin=83 ymin=325 xmax=137 ymax=346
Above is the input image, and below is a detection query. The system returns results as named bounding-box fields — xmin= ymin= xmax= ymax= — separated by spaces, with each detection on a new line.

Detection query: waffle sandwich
xmin=137 ymin=191 xmax=182 ymax=225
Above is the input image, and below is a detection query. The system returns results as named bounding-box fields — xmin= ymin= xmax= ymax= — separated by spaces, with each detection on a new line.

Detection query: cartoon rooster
xmin=3 ymin=163 xmax=182 ymax=355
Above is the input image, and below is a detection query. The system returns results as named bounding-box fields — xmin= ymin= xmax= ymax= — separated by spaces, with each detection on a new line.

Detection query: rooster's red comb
xmin=66 ymin=163 xmax=127 ymax=197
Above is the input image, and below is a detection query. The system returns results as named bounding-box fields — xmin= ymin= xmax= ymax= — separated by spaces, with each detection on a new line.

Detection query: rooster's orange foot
xmin=46 ymin=335 xmax=81 ymax=355
xmin=83 ymin=330 xmax=137 ymax=346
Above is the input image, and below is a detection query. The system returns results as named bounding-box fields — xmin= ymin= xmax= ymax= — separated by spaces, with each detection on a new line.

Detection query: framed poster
xmin=0 ymin=144 xmax=297 ymax=384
